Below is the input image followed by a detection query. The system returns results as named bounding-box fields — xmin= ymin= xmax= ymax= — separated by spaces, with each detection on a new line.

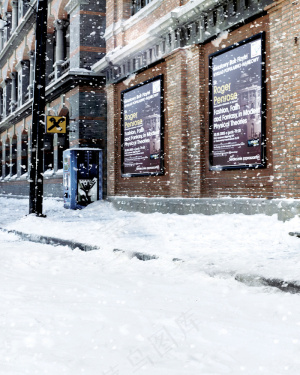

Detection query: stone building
xmin=0 ymin=0 xmax=106 ymax=197
xmin=92 ymin=0 xmax=300 ymax=219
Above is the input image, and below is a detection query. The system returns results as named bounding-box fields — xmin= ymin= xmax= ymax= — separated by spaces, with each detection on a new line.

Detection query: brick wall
xmin=106 ymin=84 xmax=117 ymax=196
xmin=106 ymin=0 xmax=181 ymax=54
xmin=107 ymin=12 xmax=279 ymax=199
xmin=106 ymin=0 xmax=116 ymax=29
xmin=165 ymin=49 xmax=188 ymax=197
xmin=186 ymin=45 xmax=202 ymax=198
xmin=267 ymin=0 xmax=300 ymax=198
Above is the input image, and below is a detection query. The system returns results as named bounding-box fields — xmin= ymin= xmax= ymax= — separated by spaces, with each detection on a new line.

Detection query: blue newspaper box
xmin=63 ymin=148 xmax=103 ymax=209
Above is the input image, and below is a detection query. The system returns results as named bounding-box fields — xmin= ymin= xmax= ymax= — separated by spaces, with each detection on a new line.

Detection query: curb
xmin=1 ymin=227 xmax=299 ymax=294
xmin=0 ymin=228 xmax=99 ymax=252
xmin=289 ymin=231 xmax=300 ymax=238
xmin=113 ymin=248 xmax=158 ymax=261
xmin=234 ymin=274 xmax=300 ymax=294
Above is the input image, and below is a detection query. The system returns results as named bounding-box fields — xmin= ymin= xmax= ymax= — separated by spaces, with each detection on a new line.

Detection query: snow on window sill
xmin=20 ymin=172 xmax=28 ymax=180
xmin=43 ymin=169 xmax=54 ymax=178
xmin=104 ymin=0 xmax=163 ymax=41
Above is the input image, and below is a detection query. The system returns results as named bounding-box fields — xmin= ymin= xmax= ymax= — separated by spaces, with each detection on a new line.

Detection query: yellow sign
xmin=46 ymin=116 xmax=67 ymax=134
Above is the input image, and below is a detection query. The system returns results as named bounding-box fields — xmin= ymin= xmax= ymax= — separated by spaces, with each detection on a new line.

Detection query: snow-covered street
xmin=0 ymin=196 xmax=300 ymax=374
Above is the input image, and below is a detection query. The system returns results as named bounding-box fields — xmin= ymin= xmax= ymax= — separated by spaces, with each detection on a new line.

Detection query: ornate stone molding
xmin=0 ymin=2 xmax=36 ymax=71
xmin=65 ymin=0 xmax=90 ymax=14
xmin=15 ymin=59 xmax=29 ymax=72
xmin=0 ymin=80 xmax=7 ymax=89
xmin=11 ymin=0 xmax=19 ymax=9
xmin=94 ymin=0 xmax=272 ymax=84
xmin=54 ymin=19 xmax=70 ymax=30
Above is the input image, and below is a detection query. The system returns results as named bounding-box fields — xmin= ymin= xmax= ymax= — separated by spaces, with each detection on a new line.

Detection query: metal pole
xmin=29 ymin=0 xmax=47 ymax=216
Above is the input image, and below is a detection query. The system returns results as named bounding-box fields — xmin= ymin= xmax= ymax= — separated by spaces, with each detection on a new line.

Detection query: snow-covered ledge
xmin=104 ymin=0 xmax=164 ymax=41
xmin=107 ymin=196 xmax=300 ymax=222
xmin=19 ymin=172 xmax=28 ymax=181
xmin=65 ymin=0 xmax=90 ymax=14
xmin=93 ymin=12 xmax=177 ymax=73
xmin=43 ymin=169 xmax=55 ymax=179
xmin=93 ymin=0 xmax=221 ymax=73
xmin=55 ymin=169 xmax=64 ymax=177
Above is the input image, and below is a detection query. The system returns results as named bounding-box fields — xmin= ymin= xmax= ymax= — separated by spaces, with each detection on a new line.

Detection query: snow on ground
xmin=2 ymin=196 xmax=300 ymax=282
xmin=0 ymin=196 xmax=300 ymax=374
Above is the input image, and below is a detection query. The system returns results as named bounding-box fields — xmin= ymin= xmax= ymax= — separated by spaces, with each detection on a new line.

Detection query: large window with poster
xmin=121 ymin=75 xmax=164 ymax=177
xmin=209 ymin=33 xmax=266 ymax=170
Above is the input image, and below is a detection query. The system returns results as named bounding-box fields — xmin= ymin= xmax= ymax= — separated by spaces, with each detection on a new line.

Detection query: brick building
xmin=91 ymin=0 xmax=300 ymax=219
xmin=0 ymin=0 xmax=106 ymax=197
xmin=2 ymin=0 xmax=300 ymax=219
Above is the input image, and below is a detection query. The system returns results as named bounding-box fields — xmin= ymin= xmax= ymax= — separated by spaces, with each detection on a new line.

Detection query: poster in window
xmin=121 ymin=75 xmax=164 ymax=177
xmin=209 ymin=33 xmax=266 ymax=170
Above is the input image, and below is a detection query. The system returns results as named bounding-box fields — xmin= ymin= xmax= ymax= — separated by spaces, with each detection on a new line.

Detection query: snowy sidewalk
xmin=1 ymin=196 xmax=300 ymax=375
xmin=1 ymin=196 xmax=300 ymax=290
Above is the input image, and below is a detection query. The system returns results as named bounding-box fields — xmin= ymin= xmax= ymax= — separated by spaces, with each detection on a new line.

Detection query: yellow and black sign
xmin=46 ymin=116 xmax=67 ymax=134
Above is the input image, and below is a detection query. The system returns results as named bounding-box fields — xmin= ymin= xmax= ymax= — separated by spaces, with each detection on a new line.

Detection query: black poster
xmin=121 ymin=75 xmax=164 ymax=177
xmin=209 ymin=33 xmax=265 ymax=170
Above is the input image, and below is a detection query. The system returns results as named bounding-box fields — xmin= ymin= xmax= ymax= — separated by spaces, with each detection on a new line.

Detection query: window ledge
xmin=43 ymin=169 xmax=55 ymax=178
xmin=19 ymin=172 xmax=28 ymax=181
xmin=0 ymin=1 xmax=37 ymax=64
xmin=104 ymin=0 xmax=164 ymax=41
xmin=55 ymin=169 xmax=64 ymax=176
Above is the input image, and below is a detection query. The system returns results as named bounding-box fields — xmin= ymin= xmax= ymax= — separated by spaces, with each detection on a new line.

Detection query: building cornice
xmin=93 ymin=0 xmax=273 ymax=83
xmin=0 ymin=1 xmax=37 ymax=70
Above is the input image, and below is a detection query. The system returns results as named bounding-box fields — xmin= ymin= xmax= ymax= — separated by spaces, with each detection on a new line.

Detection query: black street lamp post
xmin=29 ymin=0 xmax=47 ymax=216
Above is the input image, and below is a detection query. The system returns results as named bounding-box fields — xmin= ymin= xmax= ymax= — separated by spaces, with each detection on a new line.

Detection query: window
xmin=11 ymin=135 xmax=17 ymax=176
xmin=11 ymin=72 xmax=18 ymax=113
xmin=3 ymin=79 xmax=12 ymax=117
xmin=57 ymin=110 xmax=69 ymax=170
xmin=43 ymin=133 xmax=54 ymax=171
xmin=18 ymin=71 xmax=22 ymax=107
xmin=18 ymin=0 xmax=25 ymax=21
xmin=0 ymin=141 xmax=2 ymax=179
xmin=3 ymin=13 xmax=12 ymax=42
xmin=5 ymin=137 xmax=10 ymax=177
xmin=50 ymin=19 xmax=70 ymax=80
xmin=65 ymin=19 xmax=70 ymax=61
xmin=2 ymin=85 xmax=7 ymax=117
xmin=57 ymin=133 xmax=69 ymax=170
xmin=53 ymin=31 xmax=56 ymax=66
xmin=17 ymin=61 xmax=30 ymax=107
xmin=0 ymin=89 xmax=3 ymax=121
xmin=131 ymin=0 xmax=152 ymax=16
xmin=21 ymin=130 xmax=28 ymax=174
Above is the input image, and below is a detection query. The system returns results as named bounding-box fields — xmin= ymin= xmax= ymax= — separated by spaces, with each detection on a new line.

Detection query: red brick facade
xmin=106 ymin=7 xmax=289 ymax=199
xmin=267 ymin=0 xmax=300 ymax=198
xmin=103 ymin=0 xmax=300 ymax=203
